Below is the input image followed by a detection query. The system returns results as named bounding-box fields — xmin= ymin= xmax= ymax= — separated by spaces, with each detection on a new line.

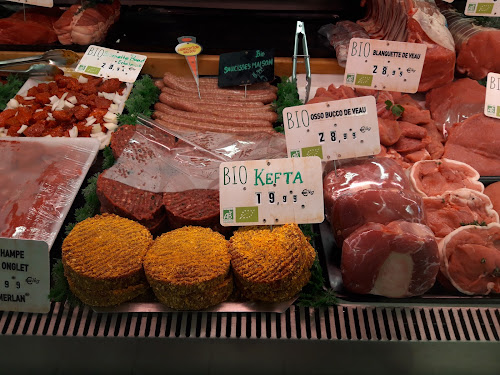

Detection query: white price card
xmin=6 ymin=0 xmax=53 ymax=7
xmin=282 ymin=96 xmax=379 ymax=161
xmin=220 ymin=157 xmax=324 ymax=226
xmin=75 ymin=45 xmax=147 ymax=83
xmin=465 ymin=1 xmax=500 ymax=16
xmin=0 ymin=238 xmax=50 ymax=313
xmin=484 ymin=72 xmax=500 ymax=119
xmin=344 ymin=38 xmax=427 ymax=93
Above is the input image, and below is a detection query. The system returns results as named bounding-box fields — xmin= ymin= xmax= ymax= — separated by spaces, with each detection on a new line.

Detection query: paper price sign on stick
xmin=283 ymin=96 xmax=380 ymax=161
xmin=176 ymin=36 xmax=203 ymax=97
xmin=484 ymin=72 xmax=500 ymax=119
xmin=6 ymin=0 xmax=53 ymax=7
xmin=465 ymin=1 xmax=500 ymax=16
xmin=75 ymin=46 xmax=146 ymax=83
xmin=344 ymin=38 xmax=427 ymax=93
xmin=219 ymin=157 xmax=324 ymax=226
xmin=0 ymin=238 xmax=50 ymax=313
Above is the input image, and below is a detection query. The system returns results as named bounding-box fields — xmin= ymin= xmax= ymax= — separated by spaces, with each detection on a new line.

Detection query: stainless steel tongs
xmin=292 ymin=21 xmax=311 ymax=103
xmin=0 ymin=49 xmax=80 ymax=69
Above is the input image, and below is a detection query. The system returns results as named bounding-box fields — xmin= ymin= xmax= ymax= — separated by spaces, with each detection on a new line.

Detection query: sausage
xmin=154 ymin=79 xmax=165 ymax=90
xmin=162 ymin=72 xmax=277 ymax=103
xmin=154 ymin=103 xmax=273 ymax=128
xmin=161 ymin=87 xmax=267 ymax=107
xmin=159 ymin=93 xmax=278 ymax=123
xmin=153 ymin=117 xmax=276 ymax=135
xmin=163 ymin=72 xmax=277 ymax=92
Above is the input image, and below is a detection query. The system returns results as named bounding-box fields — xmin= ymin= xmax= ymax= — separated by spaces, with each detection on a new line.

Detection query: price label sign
xmin=484 ymin=72 xmax=500 ymax=119
xmin=218 ymin=49 xmax=275 ymax=87
xmin=0 ymin=238 xmax=50 ymax=313
xmin=465 ymin=1 xmax=500 ymax=16
xmin=75 ymin=45 xmax=147 ymax=83
xmin=220 ymin=157 xmax=324 ymax=226
xmin=282 ymin=96 xmax=379 ymax=160
xmin=344 ymin=38 xmax=427 ymax=93
xmin=6 ymin=0 xmax=53 ymax=7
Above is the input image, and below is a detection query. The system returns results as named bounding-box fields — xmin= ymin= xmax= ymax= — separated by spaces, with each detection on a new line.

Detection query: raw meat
xmin=358 ymin=0 xmax=456 ymax=91
xmin=318 ymin=21 xmax=370 ymax=67
xmin=0 ymin=8 xmax=61 ymax=45
xmin=439 ymin=223 xmax=500 ymax=295
xmin=378 ymin=117 xmax=401 ymax=146
xmin=341 ymin=220 xmax=439 ymax=298
xmin=423 ymin=188 xmax=499 ymax=239
xmin=426 ymin=78 xmax=486 ymax=133
xmin=437 ymin=1 xmax=500 ymax=80
xmin=409 ymin=159 xmax=483 ymax=197
xmin=53 ymin=0 xmax=120 ymax=45
xmin=484 ymin=182 xmax=500 ymax=217
xmin=330 ymin=188 xmax=425 ymax=244
xmin=442 ymin=114 xmax=500 ymax=176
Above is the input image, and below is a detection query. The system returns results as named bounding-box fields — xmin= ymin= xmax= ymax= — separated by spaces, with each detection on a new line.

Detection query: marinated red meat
xmin=409 ymin=159 xmax=483 ymax=197
xmin=439 ymin=223 xmax=500 ymax=295
xmin=342 ymin=220 xmax=439 ymax=297
xmin=423 ymin=188 xmax=499 ymax=239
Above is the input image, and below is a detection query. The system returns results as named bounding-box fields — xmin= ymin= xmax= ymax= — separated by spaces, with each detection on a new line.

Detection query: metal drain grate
xmin=1 ymin=302 xmax=499 ymax=341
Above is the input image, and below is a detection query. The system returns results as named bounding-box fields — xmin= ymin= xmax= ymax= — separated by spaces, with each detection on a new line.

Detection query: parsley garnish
xmin=385 ymin=100 xmax=405 ymax=118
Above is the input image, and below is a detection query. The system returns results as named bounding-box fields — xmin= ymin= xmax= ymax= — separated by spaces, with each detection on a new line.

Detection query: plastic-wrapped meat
xmin=330 ymin=188 xmax=425 ymax=244
xmin=439 ymin=223 xmax=500 ymax=295
xmin=442 ymin=114 xmax=500 ymax=176
xmin=426 ymin=78 xmax=486 ymax=133
xmin=358 ymin=0 xmax=456 ymax=92
xmin=341 ymin=220 xmax=439 ymax=297
xmin=323 ymin=157 xmax=418 ymax=244
xmin=423 ymin=188 xmax=499 ymax=239
xmin=318 ymin=21 xmax=370 ymax=67
xmin=437 ymin=1 xmax=500 ymax=80
xmin=409 ymin=159 xmax=484 ymax=197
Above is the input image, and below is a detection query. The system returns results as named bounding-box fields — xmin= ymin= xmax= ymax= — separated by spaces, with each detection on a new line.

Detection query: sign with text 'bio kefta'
xmin=218 ymin=49 xmax=274 ymax=87
xmin=283 ymin=96 xmax=379 ymax=161
xmin=7 ymin=0 xmax=53 ymax=7
xmin=75 ymin=46 xmax=147 ymax=83
xmin=344 ymin=38 xmax=427 ymax=93
xmin=465 ymin=1 xmax=500 ymax=16
xmin=484 ymin=72 xmax=500 ymax=119
xmin=0 ymin=238 xmax=50 ymax=313
xmin=220 ymin=157 xmax=324 ymax=226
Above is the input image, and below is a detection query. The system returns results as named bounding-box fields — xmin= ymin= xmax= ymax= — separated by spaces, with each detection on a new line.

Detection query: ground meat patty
xmin=97 ymin=174 xmax=167 ymax=234
xmin=110 ymin=124 xmax=137 ymax=159
xmin=163 ymin=189 xmax=231 ymax=235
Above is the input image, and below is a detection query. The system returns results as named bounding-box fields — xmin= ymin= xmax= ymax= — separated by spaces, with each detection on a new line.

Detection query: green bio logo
xmin=487 ymin=105 xmax=496 ymax=114
xmin=355 ymin=74 xmax=373 ymax=87
xmin=301 ymin=146 xmax=323 ymax=158
xmin=346 ymin=74 xmax=355 ymax=84
xmin=235 ymin=206 xmax=258 ymax=223
xmin=222 ymin=209 xmax=234 ymax=223
xmin=467 ymin=3 xmax=477 ymax=12
xmin=476 ymin=3 xmax=494 ymax=14
xmin=85 ymin=66 xmax=101 ymax=75
xmin=290 ymin=150 xmax=301 ymax=158
xmin=497 ymin=106 xmax=500 ymax=118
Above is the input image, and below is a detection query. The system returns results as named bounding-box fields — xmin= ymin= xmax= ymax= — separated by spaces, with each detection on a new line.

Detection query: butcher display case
xmin=0 ymin=1 xmax=499 ymax=374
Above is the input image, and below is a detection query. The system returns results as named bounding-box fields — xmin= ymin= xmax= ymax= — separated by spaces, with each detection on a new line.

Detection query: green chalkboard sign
xmin=218 ymin=49 xmax=275 ymax=88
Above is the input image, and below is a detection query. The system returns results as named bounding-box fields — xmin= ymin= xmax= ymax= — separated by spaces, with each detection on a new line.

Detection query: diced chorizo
xmin=98 ymin=78 xmax=121 ymax=93
xmin=15 ymin=106 xmax=33 ymax=125
xmin=7 ymin=124 xmax=22 ymax=136
xmin=33 ymin=108 xmax=50 ymax=122
xmin=75 ymin=121 xmax=92 ymax=137
xmin=74 ymin=105 xmax=91 ymax=120
xmin=23 ymin=121 xmax=46 ymax=137
xmin=0 ymin=108 xmax=17 ymax=127
xmin=27 ymin=86 xmax=39 ymax=97
xmin=48 ymin=82 xmax=58 ymax=95
xmin=95 ymin=96 xmax=112 ymax=109
xmin=52 ymin=110 xmax=72 ymax=122
xmin=35 ymin=92 xmax=52 ymax=105
xmin=5 ymin=116 xmax=21 ymax=129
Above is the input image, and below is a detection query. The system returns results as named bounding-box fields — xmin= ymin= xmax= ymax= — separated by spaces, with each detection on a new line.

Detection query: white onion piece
xmin=17 ymin=125 xmax=28 ymax=134
xmin=67 ymin=96 xmax=77 ymax=104
xmin=60 ymin=92 xmax=68 ymax=102
xmin=103 ymin=111 xmax=117 ymax=123
xmin=78 ymin=75 xmax=88 ymax=84
xmin=64 ymin=100 xmax=75 ymax=109
xmin=90 ymin=131 xmax=107 ymax=141
xmin=44 ymin=135 xmax=52 ymax=138
xmin=100 ymin=132 xmax=112 ymax=149
xmin=91 ymin=123 xmax=102 ymax=134
xmin=81 ymin=104 xmax=88 ymax=109
xmin=23 ymin=96 xmax=35 ymax=100
xmin=35 ymin=108 xmax=43 ymax=113
xmin=108 ymin=103 xmax=119 ymax=113
xmin=101 ymin=92 xmax=115 ymax=101
xmin=85 ymin=116 xmax=97 ymax=126
xmin=113 ymin=94 xmax=125 ymax=104
xmin=104 ymin=122 xmax=118 ymax=131
xmin=49 ymin=95 xmax=59 ymax=104
xmin=68 ymin=126 xmax=78 ymax=138
xmin=6 ymin=99 xmax=18 ymax=109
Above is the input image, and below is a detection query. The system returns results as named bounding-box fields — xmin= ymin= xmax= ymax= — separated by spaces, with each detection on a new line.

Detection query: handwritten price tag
xmin=465 ymin=1 xmax=500 ymax=16
xmin=75 ymin=46 xmax=147 ymax=83
xmin=6 ymin=0 xmax=53 ymax=7
xmin=220 ymin=157 xmax=324 ymax=226
xmin=344 ymin=38 xmax=427 ymax=93
xmin=283 ymin=96 xmax=379 ymax=161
